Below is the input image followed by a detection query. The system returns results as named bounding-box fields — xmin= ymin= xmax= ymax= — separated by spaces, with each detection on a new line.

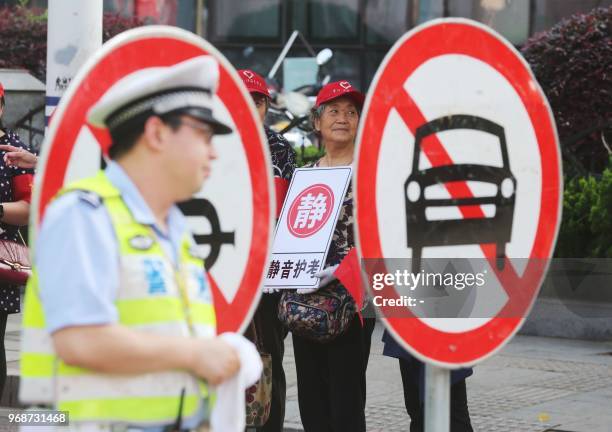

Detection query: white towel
xmin=210 ymin=332 xmax=263 ymax=432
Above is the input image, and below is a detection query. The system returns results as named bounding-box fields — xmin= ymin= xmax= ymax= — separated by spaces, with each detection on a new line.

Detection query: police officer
xmin=239 ymin=69 xmax=296 ymax=432
xmin=20 ymin=56 xmax=240 ymax=430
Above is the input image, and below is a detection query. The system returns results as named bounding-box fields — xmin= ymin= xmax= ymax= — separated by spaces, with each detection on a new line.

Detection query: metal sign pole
xmin=424 ymin=364 xmax=450 ymax=432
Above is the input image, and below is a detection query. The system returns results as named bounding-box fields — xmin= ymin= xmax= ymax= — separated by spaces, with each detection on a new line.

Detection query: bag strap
xmin=247 ymin=318 xmax=266 ymax=352
xmin=17 ymin=229 xmax=27 ymax=247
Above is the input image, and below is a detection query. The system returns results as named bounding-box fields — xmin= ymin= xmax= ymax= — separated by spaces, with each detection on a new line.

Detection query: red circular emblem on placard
xmin=287 ymin=184 xmax=334 ymax=238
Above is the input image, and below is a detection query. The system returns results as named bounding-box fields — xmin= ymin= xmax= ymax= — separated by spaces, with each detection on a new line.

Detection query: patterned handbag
xmin=278 ymin=280 xmax=356 ymax=343
xmin=244 ymin=319 xmax=272 ymax=427
xmin=0 ymin=232 xmax=31 ymax=285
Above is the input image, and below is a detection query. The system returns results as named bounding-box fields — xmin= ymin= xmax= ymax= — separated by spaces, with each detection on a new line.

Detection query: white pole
xmin=424 ymin=364 xmax=450 ymax=432
xmin=45 ymin=0 xmax=103 ymax=130
xmin=267 ymin=30 xmax=300 ymax=79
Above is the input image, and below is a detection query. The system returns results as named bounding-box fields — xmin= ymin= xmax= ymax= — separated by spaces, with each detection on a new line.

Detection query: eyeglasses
xmin=177 ymin=119 xmax=215 ymax=141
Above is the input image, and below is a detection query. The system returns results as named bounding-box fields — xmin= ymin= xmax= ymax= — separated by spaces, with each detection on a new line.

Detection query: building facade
xmin=2 ymin=0 xmax=609 ymax=90
xmin=201 ymin=0 xmax=609 ymax=89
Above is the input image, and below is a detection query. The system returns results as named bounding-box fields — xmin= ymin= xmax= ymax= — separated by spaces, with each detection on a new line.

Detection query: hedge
xmin=521 ymin=6 xmax=611 ymax=177
xmin=0 ymin=4 xmax=144 ymax=82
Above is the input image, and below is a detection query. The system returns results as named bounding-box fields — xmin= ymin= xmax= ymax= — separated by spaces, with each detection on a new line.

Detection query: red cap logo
xmin=238 ymin=69 xmax=270 ymax=98
xmin=315 ymin=80 xmax=365 ymax=109
xmin=287 ymin=184 xmax=334 ymax=238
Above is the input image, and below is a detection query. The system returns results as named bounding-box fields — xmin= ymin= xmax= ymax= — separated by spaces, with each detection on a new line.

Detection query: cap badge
xmin=243 ymin=71 xmax=254 ymax=79
xmin=339 ymin=81 xmax=351 ymax=89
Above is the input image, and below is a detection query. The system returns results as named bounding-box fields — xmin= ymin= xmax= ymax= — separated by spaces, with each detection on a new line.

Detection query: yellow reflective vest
xmin=20 ymin=171 xmax=216 ymax=427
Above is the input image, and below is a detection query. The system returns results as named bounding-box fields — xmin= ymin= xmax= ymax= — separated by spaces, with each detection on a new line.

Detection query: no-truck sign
xmin=355 ymin=19 xmax=562 ymax=367
xmin=32 ymin=26 xmax=274 ymax=333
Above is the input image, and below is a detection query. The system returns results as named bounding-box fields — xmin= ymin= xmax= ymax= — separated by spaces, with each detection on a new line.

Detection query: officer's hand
xmin=191 ymin=338 xmax=240 ymax=385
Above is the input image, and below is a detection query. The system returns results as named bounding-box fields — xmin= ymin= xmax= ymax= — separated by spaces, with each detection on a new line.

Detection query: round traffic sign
xmin=32 ymin=26 xmax=274 ymax=333
xmin=355 ymin=19 xmax=562 ymax=367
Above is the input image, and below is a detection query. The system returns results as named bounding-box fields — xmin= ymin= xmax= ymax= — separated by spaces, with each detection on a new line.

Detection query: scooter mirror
xmin=243 ymin=46 xmax=254 ymax=57
xmin=316 ymin=48 xmax=333 ymax=66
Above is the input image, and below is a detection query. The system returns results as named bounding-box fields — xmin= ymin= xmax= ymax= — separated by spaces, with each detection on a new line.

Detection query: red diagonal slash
xmin=355 ymin=21 xmax=561 ymax=364
xmin=86 ymin=124 xmax=112 ymax=155
xmin=207 ymin=271 xmax=263 ymax=334
xmin=392 ymin=89 xmax=539 ymax=314
xmin=207 ymin=273 xmax=230 ymax=333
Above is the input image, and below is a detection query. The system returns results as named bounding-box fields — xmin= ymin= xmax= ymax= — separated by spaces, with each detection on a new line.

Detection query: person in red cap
xmin=0 ymin=82 xmax=35 ymax=396
xmin=239 ymin=69 xmax=296 ymax=432
xmin=285 ymin=80 xmax=375 ymax=432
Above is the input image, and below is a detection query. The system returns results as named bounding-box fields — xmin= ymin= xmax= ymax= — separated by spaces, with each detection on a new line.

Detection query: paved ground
xmin=282 ymin=322 xmax=612 ymax=432
xmin=3 ymin=315 xmax=612 ymax=431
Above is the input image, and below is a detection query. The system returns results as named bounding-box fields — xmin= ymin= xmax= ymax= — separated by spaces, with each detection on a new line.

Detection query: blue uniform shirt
xmin=36 ymin=161 xmax=207 ymax=428
xmin=37 ymin=161 xmax=190 ymax=333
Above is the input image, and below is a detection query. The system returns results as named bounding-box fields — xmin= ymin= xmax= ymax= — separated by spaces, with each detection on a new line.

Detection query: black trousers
xmin=292 ymin=317 xmax=376 ymax=432
xmin=252 ymin=292 xmax=288 ymax=432
xmin=399 ymin=358 xmax=474 ymax=432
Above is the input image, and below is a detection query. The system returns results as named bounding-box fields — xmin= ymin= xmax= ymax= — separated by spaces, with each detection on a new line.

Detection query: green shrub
xmin=0 ymin=5 xmax=47 ymax=80
xmin=556 ymin=158 xmax=612 ymax=257
xmin=521 ymin=6 xmax=611 ymax=177
xmin=295 ymin=145 xmax=325 ymax=167
xmin=588 ymin=163 xmax=612 ymax=257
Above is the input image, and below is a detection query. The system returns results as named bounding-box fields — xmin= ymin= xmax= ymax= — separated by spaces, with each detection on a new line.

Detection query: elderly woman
xmin=288 ymin=81 xmax=376 ymax=432
xmin=0 ymin=83 xmax=34 ymax=394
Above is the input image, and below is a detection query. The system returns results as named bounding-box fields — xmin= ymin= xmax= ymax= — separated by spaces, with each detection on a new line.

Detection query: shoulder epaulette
xmin=75 ymin=190 xmax=103 ymax=208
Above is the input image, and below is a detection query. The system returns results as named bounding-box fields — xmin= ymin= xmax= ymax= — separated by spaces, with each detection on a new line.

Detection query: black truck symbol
xmin=179 ymin=198 xmax=235 ymax=270
xmin=404 ymin=115 xmax=517 ymax=273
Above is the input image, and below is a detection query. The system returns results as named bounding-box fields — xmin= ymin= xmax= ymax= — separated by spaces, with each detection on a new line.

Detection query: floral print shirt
xmin=307 ymin=160 xmax=354 ymax=269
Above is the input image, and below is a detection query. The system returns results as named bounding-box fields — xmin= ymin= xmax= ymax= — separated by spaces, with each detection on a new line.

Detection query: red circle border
xmin=36 ymin=35 xmax=271 ymax=334
xmin=356 ymin=21 xmax=562 ymax=366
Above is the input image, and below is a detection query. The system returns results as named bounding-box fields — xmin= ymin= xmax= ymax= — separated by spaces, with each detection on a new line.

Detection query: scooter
xmin=266 ymin=34 xmax=333 ymax=160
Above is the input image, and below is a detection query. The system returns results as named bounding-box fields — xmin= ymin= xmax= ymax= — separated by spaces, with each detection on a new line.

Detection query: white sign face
xmin=32 ymin=26 xmax=274 ymax=334
xmin=265 ymin=167 xmax=352 ymax=289
xmin=355 ymin=19 xmax=562 ymax=367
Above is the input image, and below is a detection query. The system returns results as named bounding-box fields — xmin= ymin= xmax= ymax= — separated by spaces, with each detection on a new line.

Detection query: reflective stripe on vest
xmin=20 ymin=271 xmax=56 ymax=404
xmin=20 ymin=171 xmax=216 ymax=426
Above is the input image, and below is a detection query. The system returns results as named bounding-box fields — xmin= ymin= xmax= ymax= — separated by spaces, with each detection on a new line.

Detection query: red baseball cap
xmin=315 ymin=80 xmax=365 ymax=109
xmin=238 ymin=69 xmax=270 ymax=98
xmin=0 ymin=82 xmax=4 ymax=98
